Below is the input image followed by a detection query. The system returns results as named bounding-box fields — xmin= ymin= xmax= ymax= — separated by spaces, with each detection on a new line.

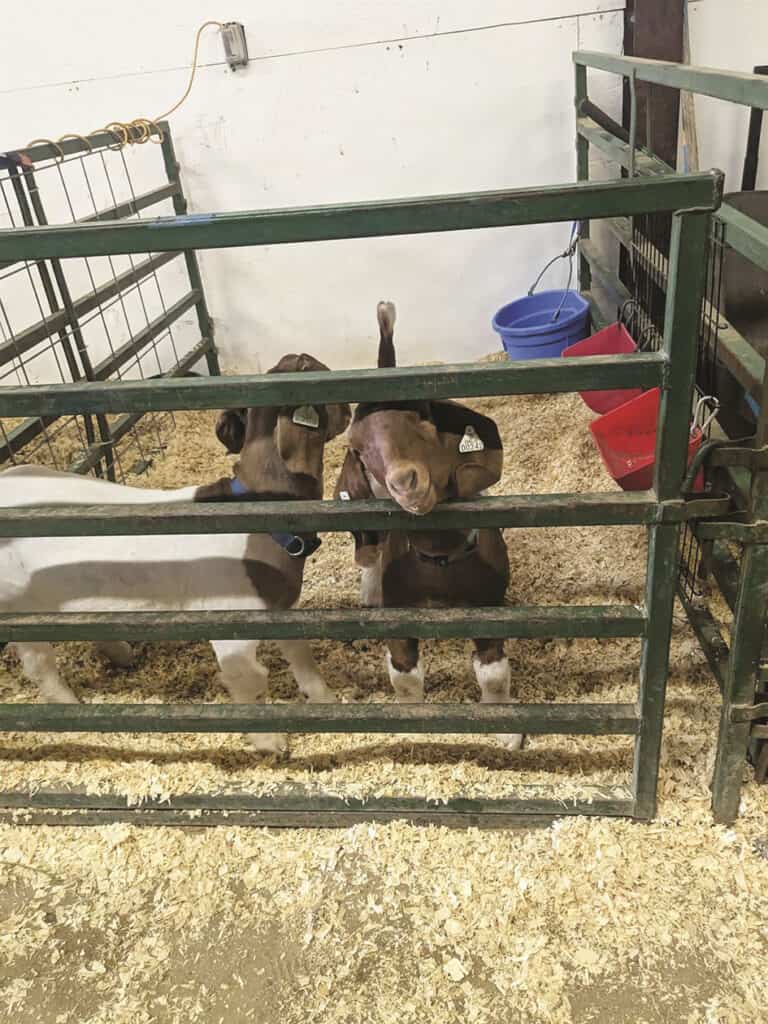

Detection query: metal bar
xmin=79 ymin=182 xmax=180 ymax=225
xmin=576 ymin=117 xmax=672 ymax=176
xmin=575 ymin=62 xmax=592 ymax=293
xmin=711 ymin=544 xmax=768 ymax=823
xmin=0 ymin=605 xmax=647 ymax=643
xmin=158 ymin=122 xmax=220 ymax=375
xmin=0 ymin=352 xmax=666 ymax=416
xmin=18 ymin=126 xmax=164 ymax=164
xmin=628 ymin=69 xmax=638 ymax=178
xmin=0 ymin=252 xmax=179 ymax=369
xmin=633 ymin=209 xmax=711 ymax=820
xmin=0 ymin=807 xmax=630 ymax=828
xmin=574 ymin=51 xmax=768 ymax=109
xmin=0 ymin=702 xmax=640 ymax=735
xmin=654 ymin=212 xmax=711 ymax=499
xmin=0 ymin=494 xmax=732 ymax=538
xmin=740 ymin=66 xmax=768 ymax=190
xmin=89 ymin=289 xmax=200 ymax=381
xmin=0 ymin=787 xmax=635 ymax=828
xmin=0 ymin=173 xmax=724 ymax=262
xmin=718 ymin=202 xmax=768 ymax=276
xmin=578 ymin=99 xmax=630 ymax=144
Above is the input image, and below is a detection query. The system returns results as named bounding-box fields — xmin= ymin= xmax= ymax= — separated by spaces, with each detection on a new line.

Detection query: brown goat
xmin=334 ymin=304 xmax=522 ymax=749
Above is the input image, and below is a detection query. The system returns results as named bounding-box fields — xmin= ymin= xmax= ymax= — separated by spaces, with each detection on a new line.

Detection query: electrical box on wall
xmin=222 ymin=22 xmax=248 ymax=70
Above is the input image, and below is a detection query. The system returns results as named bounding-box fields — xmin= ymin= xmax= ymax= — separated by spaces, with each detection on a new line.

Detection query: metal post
xmin=633 ymin=209 xmax=711 ymax=819
xmin=575 ymin=63 xmax=592 ymax=294
xmin=158 ymin=124 xmax=220 ymax=376
xmin=711 ymin=543 xmax=768 ymax=822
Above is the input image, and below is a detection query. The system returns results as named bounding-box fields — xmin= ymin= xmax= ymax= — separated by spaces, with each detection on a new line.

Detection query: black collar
xmin=408 ymin=529 xmax=479 ymax=568
xmin=228 ymin=477 xmax=321 ymax=559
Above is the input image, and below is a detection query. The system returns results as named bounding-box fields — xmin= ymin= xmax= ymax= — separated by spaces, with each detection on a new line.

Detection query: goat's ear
xmin=325 ymin=402 xmax=351 ymax=441
xmin=334 ymin=449 xmax=380 ymax=566
xmin=430 ymin=400 xmax=504 ymax=497
xmin=276 ymin=414 xmax=325 ymax=477
xmin=215 ymin=409 xmax=247 ymax=454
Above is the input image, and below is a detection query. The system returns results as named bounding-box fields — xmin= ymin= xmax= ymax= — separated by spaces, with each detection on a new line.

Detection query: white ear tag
xmin=459 ymin=425 xmax=485 ymax=454
xmin=292 ymin=405 xmax=320 ymax=429
xmin=339 ymin=490 xmax=350 ymax=501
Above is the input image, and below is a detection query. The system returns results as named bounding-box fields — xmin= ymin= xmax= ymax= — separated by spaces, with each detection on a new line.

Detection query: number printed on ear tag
xmin=292 ymin=405 xmax=320 ymax=428
xmin=459 ymin=425 xmax=485 ymax=453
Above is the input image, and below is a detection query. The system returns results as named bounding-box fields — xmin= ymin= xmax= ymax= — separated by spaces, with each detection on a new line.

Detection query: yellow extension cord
xmin=25 ymin=20 xmax=224 ymax=159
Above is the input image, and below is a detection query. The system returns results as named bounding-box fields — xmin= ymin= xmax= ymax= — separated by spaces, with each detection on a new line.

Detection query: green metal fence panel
xmin=0 ymin=353 xmax=665 ymax=415
xmin=0 ymin=137 xmax=723 ymax=827
xmin=0 ymin=493 xmax=731 ymax=537
xmin=0 ymin=604 xmax=647 ymax=643
xmin=575 ymin=49 xmax=768 ymax=823
xmin=574 ymin=50 xmax=768 ymax=109
xmin=0 ymin=173 xmax=723 ymax=262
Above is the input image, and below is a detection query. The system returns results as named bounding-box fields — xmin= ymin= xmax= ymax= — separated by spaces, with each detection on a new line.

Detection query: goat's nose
xmin=387 ymin=465 xmax=421 ymax=495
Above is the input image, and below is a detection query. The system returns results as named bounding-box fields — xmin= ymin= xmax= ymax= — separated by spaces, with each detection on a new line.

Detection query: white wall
xmin=688 ymin=0 xmax=768 ymax=191
xmin=0 ymin=2 xmax=624 ymax=376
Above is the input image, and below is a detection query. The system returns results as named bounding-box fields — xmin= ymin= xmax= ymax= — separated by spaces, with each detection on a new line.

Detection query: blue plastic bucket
xmin=492 ymin=289 xmax=590 ymax=359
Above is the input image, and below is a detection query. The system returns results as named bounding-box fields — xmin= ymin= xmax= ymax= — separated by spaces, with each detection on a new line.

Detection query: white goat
xmin=0 ymin=353 xmax=350 ymax=754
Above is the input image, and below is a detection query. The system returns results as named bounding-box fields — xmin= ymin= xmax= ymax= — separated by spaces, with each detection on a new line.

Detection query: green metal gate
xmin=0 ymin=136 xmax=726 ymax=826
xmin=573 ymin=50 xmax=768 ymax=824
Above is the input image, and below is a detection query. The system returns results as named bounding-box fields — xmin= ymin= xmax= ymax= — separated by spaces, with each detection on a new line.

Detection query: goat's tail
xmin=376 ymin=300 xmax=397 ymax=368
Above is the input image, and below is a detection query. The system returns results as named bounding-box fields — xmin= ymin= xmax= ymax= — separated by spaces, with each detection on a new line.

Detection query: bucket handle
xmin=691 ymin=394 xmax=720 ymax=436
xmin=527 ymin=222 xmax=580 ymax=323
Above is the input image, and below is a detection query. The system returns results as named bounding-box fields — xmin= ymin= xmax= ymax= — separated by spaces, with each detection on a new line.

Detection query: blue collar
xmin=229 ymin=477 xmax=320 ymax=559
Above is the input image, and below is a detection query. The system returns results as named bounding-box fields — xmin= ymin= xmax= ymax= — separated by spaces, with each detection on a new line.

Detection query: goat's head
xmin=215 ymin=353 xmax=350 ymax=496
xmin=338 ymin=302 xmax=503 ymax=516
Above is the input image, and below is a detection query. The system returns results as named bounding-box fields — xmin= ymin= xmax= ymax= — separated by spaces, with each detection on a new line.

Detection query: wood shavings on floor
xmin=0 ymin=385 xmax=766 ymax=1023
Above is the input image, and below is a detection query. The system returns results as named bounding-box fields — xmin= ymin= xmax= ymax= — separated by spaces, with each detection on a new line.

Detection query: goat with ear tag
xmin=335 ymin=303 xmax=523 ymax=751
xmin=1 ymin=352 xmax=349 ymax=758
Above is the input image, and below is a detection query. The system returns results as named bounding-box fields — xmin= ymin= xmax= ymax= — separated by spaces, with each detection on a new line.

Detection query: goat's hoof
xmin=246 ymin=732 xmax=289 ymax=756
xmin=497 ymin=733 xmax=525 ymax=751
xmin=41 ymin=689 xmax=80 ymax=705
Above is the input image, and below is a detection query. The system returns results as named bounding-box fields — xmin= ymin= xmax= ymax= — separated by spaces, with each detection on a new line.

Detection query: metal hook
xmin=692 ymin=394 xmax=720 ymax=436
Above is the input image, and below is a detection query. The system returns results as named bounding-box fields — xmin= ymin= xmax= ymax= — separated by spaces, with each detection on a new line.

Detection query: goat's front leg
xmin=386 ymin=639 xmax=424 ymax=702
xmin=473 ymin=639 xmax=523 ymax=751
xmin=12 ymin=642 xmax=78 ymax=703
xmin=276 ymin=639 xmax=336 ymax=703
xmin=210 ymin=639 xmax=287 ymax=755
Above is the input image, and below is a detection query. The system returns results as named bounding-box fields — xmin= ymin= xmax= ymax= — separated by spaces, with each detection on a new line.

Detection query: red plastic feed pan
xmin=561 ymin=322 xmax=643 ymax=414
xmin=589 ymin=388 xmax=704 ymax=492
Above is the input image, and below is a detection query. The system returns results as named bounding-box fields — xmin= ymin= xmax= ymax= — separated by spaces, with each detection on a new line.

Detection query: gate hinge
xmin=729 ymin=701 xmax=768 ymax=723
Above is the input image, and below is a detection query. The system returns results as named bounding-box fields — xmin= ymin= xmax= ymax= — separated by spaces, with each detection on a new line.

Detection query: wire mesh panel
xmin=0 ymin=126 xmax=217 ymax=481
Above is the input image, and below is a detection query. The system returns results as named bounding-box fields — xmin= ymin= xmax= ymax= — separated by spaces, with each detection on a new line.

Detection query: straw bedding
xmin=0 ymin=379 xmax=766 ymax=1023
